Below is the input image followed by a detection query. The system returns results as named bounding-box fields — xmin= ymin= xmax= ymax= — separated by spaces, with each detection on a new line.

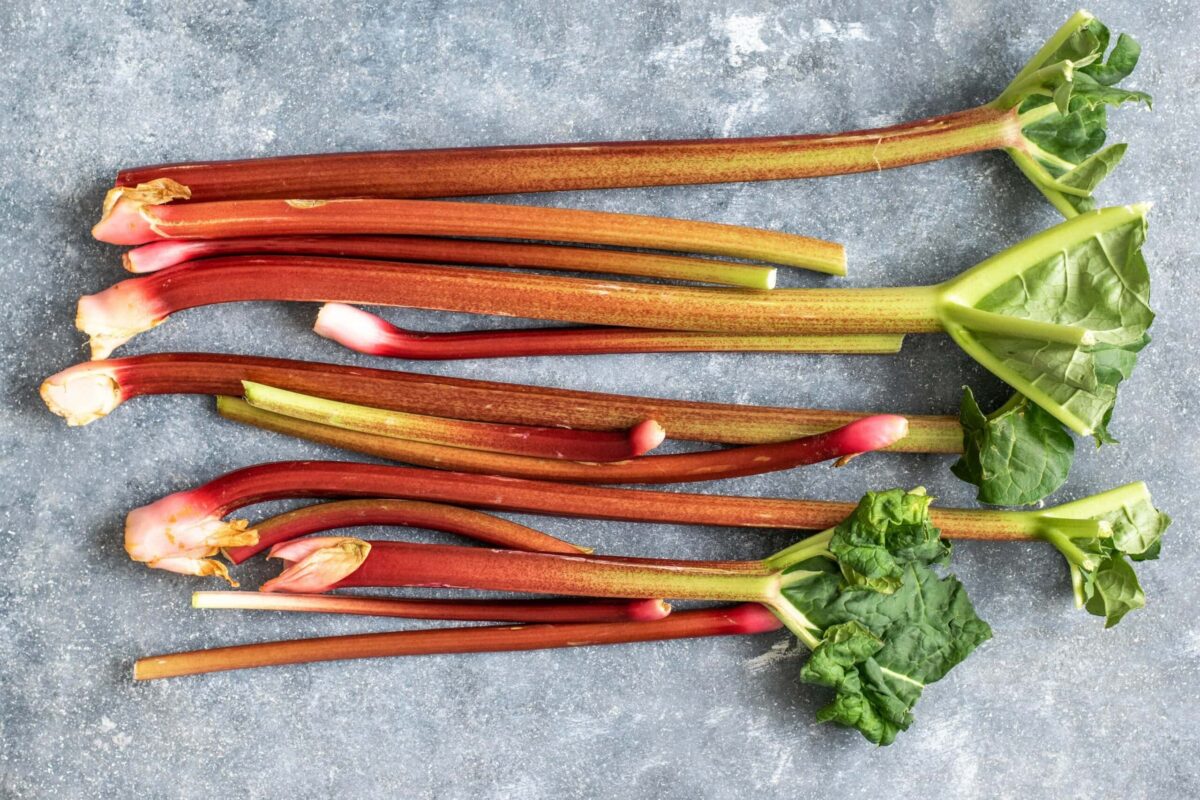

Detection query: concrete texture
xmin=1 ymin=1 xmax=1196 ymax=797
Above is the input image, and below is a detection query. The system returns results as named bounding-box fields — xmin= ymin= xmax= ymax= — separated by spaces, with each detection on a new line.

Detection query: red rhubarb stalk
xmin=224 ymin=498 xmax=589 ymax=564
xmin=93 ymin=189 xmax=845 ymax=275
xmin=113 ymin=105 xmax=1021 ymax=201
xmin=132 ymin=603 xmax=782 ymax=680
xmin=313 ymin=303 xmax=905 ymax=358
xmin=123 ymin=460 xmax=1059 ymax=578
xmin=74 ymin=255 xmax=933 ymax=359
xmin=192 ymin=591 xmax=669 ymax=624
xmin=123 ymin=235 xmax=779 ymax=289
xmin=219 ymin=394 xmax=907 ymax=485
xmin=39 ymin=354 xmax=963 ymax=452
xmin=110 ymin=11 xmax=1147 ymax=221
xmin=239 ymin=380 xmax=663 ymax=462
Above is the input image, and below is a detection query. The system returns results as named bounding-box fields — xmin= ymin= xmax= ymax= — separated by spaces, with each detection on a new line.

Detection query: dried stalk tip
xmin=260 ymin=537 xmax=372 ymax=593
xmin=39 ymin=363 xmax=122 ymax=426
xmin=93 ymin=178 xmax=189 ymax=245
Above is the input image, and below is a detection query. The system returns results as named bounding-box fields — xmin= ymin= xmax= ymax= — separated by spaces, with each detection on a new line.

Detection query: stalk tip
xmin=261 ymin=537 xmax=372 ymax=593
xmin=629 ymin=419 xmax=667 ymax=456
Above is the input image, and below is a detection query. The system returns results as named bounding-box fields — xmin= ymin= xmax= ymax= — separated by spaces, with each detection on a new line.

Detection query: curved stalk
xmin=224 ymin=498 xmax=589 ymax=564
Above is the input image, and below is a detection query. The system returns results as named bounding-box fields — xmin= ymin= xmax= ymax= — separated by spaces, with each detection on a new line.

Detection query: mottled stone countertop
xmin=1 ymin=2 xmax=1196 ymax=797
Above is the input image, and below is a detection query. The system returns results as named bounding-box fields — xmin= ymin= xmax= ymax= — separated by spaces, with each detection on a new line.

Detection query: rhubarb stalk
xmin=192 ymin=591 xmax=669 ymax=623
xmin=110 ymin=13 xmax=1147 ymax=216
xmin=122 ymin=235 xmax=779 ymax=289
xmin=231 ymin=385 xmax=907 ymax=482
xmin=92 ymin=190 xmax=845 ymax=275
xmin=239 ymin=380 xmax=662 ymax=462
xmin=39 ymin=353 xmax=962 ymax=452
xmin=133 ymin=603 xmax=781 ymax=681
xmin=313 ymin=303 xmax=905 ymax=358
xmin=223 ymin=498 xmax=589 ymax=563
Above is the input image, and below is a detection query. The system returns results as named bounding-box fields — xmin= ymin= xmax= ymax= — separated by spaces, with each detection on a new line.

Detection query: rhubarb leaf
xmin=828 ymin=488 xmax=949 ymax=592
xmin=1033 ymin=482 xmax=1169 ymax=626
xmin=996 ymin=14 xmax=1150 ymax=217
xmin=941 ymin=206 xmax=1154 ymax=438
xmin=951 ymin=388 xmax=1074 ymax=506
xmin=785 ymin=560 xmax=992 ymax=745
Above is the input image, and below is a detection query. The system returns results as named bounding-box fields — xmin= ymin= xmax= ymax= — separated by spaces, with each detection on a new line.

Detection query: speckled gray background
xmin=1 ymin=1 xmax=1196 ymax=797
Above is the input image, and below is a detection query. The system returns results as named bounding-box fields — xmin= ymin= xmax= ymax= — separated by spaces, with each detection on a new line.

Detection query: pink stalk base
xmin=313 ymin=303 xmax=906 ymax=359
xmin=221 ymin=396 xmax=906 ymax=487
xmin=192 ymin=591 xmax=671 ymax=623
xmin=133 ymin=603 xmax=784 ymax=680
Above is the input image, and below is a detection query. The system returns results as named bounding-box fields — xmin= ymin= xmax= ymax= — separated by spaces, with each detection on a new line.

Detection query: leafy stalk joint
xmin=256 ymin=488 xmax=992 ymax=745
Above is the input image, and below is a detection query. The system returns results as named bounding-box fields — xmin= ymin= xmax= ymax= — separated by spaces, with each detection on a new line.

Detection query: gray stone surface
xmin=1 ymin=1 xmax=1196 ymax=797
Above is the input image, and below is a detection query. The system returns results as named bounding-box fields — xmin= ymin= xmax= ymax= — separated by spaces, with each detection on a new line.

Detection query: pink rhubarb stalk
xmin=39 ymin=354 xmax=962 ymax=452
xmin=219 ymin=394 xmax=907 ymax=484
xmin=314 ymin=303 xmax=905 ymax=358
xmin=224 ymin=498 xmax=588 ymax=564
xmin=133 ymin=603 xmax=782 ymax=680
xmin=75 ymin=255 xmax=934 ymax=359
xmin=192 ymin=591 xmax=669 ymax=624
xmin=93 ymin=187 xmax=845 ymax=275
xmin=122 ymin=235 xmax=779 ymax=289
xmin=123 ymin=460 xmax=1052 ymax=579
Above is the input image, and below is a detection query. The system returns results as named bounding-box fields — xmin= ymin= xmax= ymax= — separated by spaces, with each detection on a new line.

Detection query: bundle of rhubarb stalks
xmin=42 ymin=11 xmax=1169 ymax=745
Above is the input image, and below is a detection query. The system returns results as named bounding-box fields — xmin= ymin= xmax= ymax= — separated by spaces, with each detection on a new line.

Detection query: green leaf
xmin=997 ymin=15 xmax=1149 ymax=217
xmin=951 ymin=388 xmax=1074 ymax=506
xmin=1081 ymin=555 xmax=1144 ymax=628
xmin=828 ymin=488 xmax=949 ymax=592
xmin=784 ymin=560 xmax=992 ymax=745
xmin=940 ymin=206 xmax=1154 ymax=437
xmin=1034 ymin=482 xmax=1169 ymax=625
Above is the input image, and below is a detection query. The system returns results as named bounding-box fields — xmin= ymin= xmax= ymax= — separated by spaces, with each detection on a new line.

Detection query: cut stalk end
xmin=40 ymin=363 xmax=122 ymax=426
xmin=76 ymin=282 xmax=167 ymax=360
xmin=125 ymin=490 xmax=258 ymax=575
